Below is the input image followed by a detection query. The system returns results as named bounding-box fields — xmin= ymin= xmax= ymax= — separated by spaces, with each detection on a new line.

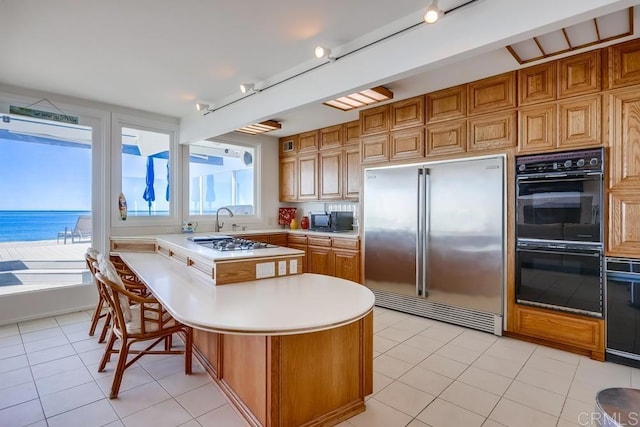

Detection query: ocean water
xmin=0 ymin=211 xmax=91 ymax=243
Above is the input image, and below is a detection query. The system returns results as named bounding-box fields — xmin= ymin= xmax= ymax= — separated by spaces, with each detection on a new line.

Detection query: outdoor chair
xmin=57 ymin=215 xmax=92 ymax=244
xmin=94 ymin=259 xmax=192 ymax=399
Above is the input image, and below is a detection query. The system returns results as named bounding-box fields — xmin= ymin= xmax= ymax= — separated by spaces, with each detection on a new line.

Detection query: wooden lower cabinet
xmin=307 ymin=245 xmax=334 ymax=276
xmin=192 ymin=312 xmax=374 ymax=427
xmin=334 ymin=249 xmax=360 ymax=283
xmin=289 ymin=236 xmax=361 ymax=283
xmin=511 ymin=305 xmax=604 ymax=360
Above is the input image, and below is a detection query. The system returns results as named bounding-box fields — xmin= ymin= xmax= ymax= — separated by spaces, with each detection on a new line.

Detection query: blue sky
xmin=0 ymin=139 xmax=91 ymax=210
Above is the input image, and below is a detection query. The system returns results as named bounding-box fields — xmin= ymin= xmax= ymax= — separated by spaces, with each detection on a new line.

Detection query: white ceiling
xmin=0 ymin=0 xmax=638 ymax=142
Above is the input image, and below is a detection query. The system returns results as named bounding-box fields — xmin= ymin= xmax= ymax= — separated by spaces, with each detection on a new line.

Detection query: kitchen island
xmin=116 ymin=245 xmax=374 ymax=427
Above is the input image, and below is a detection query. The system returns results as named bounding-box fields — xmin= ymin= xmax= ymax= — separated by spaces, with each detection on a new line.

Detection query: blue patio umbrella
xmin=142 ymin=156 xmax=155 ymax=215
xmin=165 ymin=164 xmax=170 ymax=201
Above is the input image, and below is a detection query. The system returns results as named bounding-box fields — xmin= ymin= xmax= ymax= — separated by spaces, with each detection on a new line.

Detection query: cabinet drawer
xmin=332 ymin=238 xmax=359 ymax=250
xmin=308 ymin=237 xmax=331 ymax=247
xmin=288 ymin=234 xmax=308 ymax=244
xmin=269 ymin=234 xmax=288 ymax=246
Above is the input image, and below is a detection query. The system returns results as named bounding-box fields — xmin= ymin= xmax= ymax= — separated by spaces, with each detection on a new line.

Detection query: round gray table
xmin=595 ymin=388 xmax=640 ymax=427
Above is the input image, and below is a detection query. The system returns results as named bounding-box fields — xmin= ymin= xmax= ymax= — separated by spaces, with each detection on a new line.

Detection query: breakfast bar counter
xmin=117 ymin=250 xmax=374 ymax=427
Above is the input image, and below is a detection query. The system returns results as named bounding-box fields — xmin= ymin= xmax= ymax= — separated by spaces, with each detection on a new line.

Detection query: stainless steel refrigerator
xmin=363 ymin=155 xmax=505 ymax=334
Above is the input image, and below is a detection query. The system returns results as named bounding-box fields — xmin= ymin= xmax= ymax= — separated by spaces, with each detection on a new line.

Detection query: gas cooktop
xmin=188 ymin=236 xmax=277 ymax=251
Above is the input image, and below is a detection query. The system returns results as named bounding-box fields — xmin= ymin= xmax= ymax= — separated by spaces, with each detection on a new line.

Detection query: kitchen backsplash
xmin=279 ymin=202 xmax=359 ymax=226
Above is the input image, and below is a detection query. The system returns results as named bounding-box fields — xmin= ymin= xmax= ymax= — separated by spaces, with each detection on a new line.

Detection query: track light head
xmin=424 ymin=0 xmax=442 ymax=24
xmin=314 ymin=45 xmax=335 ymax=61
xmin=195 ymin=103 xmax=209 ymax=112
xmin=240 ymin=83 xmax=255 ymax=94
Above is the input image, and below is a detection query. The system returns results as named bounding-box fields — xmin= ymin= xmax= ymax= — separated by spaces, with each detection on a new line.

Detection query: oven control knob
xmin=564 ymin=160 xmax=572 ymax=168
xmin=590 ymin=158 xmax=598 ymax=166
xmin=518 ymin=164 xmax=526 ymax=172
xmin=577 ymin=159 xmax=585 ymax=167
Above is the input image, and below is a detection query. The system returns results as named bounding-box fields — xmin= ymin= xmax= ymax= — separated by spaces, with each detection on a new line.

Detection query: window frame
xmin=183 ymin=136 xmax=262 ymax=225
xmin=111 ymin=114 xmax=180 ymax=228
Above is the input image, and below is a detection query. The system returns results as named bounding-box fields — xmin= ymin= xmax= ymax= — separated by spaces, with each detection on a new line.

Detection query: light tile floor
xmin=1 ymin=306 xmax=639 ymax=427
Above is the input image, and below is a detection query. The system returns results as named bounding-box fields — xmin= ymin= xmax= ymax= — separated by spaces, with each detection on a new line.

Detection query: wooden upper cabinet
xmin=558 ymin=94 xmax=601 ymax=149
xmin=279 ymin=135 xmax=297 ymax=157
xmin=298 ymin=130 xmax=319 ymax=152
xmin=279 ymin=157 xmax=297 ymax=202
xmin=426 ymin=85 xmax=466 ymax=123
xmin=360 ymin=105 xmax=389 ymax=136
xmin=344 ymin=146 xmax=361 ymax=200
xmin=608 ymin=88 xmax=640 ymax=188
xmin=297 ymin=154 xmax=318 ymax=200
xmin=519 ymin=62 xmax=557 ymax=106
xmin=518 ymin=104 xmax=556 ymax=153
xmin=558 ymin=50 xmax=601 ymax=99
xmin=361 ymin=134 xmax=389 ymax=164
xmin=468 ymin=111 xmax=516 ymax=152
xmin=344 ymin=120 xmax=360 ymax=146
xmin=606 ymin=38 xmax=640 ymax=89
xmin=390 ymin=127 xmax=424 ymax=161
xmin=319 ymin=124 xmax=343 ymax=150
xmin=390 ymin=96 xmax=424 ymax=130
xmin=319 ymin=149 xmax=342 ymax=200
xmin=468 ymin=72 xmax=516 ymax=116
xmin=426 ymin=119 xmax=466 ymax=156
xmin=609 ymin=190 xmax=640 ymax=256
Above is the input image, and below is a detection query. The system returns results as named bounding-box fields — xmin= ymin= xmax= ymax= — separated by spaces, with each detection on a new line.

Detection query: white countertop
xmin=119 ymin=252 xmax=375 ymax=335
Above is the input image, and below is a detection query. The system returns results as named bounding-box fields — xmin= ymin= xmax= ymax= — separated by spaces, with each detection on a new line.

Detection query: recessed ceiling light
xmin=235 ymin=120 xmax=282 ymax=135
xmin=322 ymin=87 xmax=393 ymax=111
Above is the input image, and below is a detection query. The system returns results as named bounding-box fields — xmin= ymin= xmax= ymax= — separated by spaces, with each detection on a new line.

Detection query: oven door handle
xmin=517 ymin=247 xmax=601 ymax=257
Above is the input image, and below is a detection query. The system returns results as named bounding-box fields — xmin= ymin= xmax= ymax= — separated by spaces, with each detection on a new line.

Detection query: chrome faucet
xmin=214 ymin=207 xmax=234 ymax=232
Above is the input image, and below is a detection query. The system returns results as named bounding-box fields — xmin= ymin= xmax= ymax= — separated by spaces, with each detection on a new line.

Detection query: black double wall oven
xmin=515 ymin=148 xmax=604 ymax=318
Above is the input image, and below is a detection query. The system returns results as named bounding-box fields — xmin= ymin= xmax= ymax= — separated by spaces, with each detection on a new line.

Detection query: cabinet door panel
xmin=559 ymin=95 xmax=601 ymax=148
xmin=298 ymin=130 xmax=319 ymax=152
xmin=427 ymin=119 xmax=466 ymax=156
xmin=319 ymin=150 xmax=342 ymax=200
xmin=468 ymin=112 xmax=516 ymax=151
xmin=609 ymin=191 xmax=640 ymax=256
xmin=558 ymin=50 xmax=601 ymax=98
xmin=426 ymin=85 xmax=466 ymax=122
xmin=468 ymin=72 xmax=516 ymax=115
xmin=334 ymin=250 xmax=360 ymax=283
xmin=518 ymin=104 xmax=556 ymax=153
xmin=519 ymin=62 xmax=556 ymax=106
xmin=279 ymin=157 xmax=297 ymax=202
xmin=360 ymin=105 xmax=389 ymax=136
xmin=609 ymin=89 xmax=640 ymax=187
xmin=344 ymin=146 xmax=361 ymax=200
xmin=298 ymin=154 xmax=318 ymax=200
xmin=307 ymin=246 xmax=334 ymax=276
xmin=319 ymin=125 xmax=343 ymax=150
xmin=390 ymin=127 xmax=424 ymax=160
xmin=361 ymin=134 xmax=389 ymax=164
xmin=391 ymin=96 xmax=424 ymax=130
xmin=344 ymin=120 xmax=360 ymax=146
xmin=607 ymin=38 xmax=640 ymax=89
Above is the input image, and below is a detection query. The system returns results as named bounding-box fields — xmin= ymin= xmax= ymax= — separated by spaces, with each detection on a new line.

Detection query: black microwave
xmin=310 ymin=212 xmax=353 ymax=232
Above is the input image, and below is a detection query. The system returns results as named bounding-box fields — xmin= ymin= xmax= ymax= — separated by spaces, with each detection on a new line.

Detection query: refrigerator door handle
xmin=423 ymin=168 xmax=430 ymax=297
xmin=416 ymin=169 xmax=426 ymax=296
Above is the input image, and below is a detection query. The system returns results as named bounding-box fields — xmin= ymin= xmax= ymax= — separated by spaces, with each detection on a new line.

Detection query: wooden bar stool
xmin=94 ymin=259 xmax=193 ymax=399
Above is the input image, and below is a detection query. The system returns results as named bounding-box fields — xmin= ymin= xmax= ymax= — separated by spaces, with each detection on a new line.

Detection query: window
xmin=188 ymin=141 xmax=255 ymax=216
xmin=121 ymin=127 xmax=171 ymax=216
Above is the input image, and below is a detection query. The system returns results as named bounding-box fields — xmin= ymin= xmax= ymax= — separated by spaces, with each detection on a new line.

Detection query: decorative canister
xmin=300 ymin=216 xmax=309 ymax=229
xmin=290 ymin=218 xmax=299 ymax=229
